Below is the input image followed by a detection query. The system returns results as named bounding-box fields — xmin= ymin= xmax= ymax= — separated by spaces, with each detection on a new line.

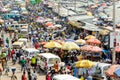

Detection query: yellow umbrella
xmin=87 ymin=11 xmax=93 ymax=16
xmin=44 ymin=41 xmax=62 ymax=48
xmin=75 ymin=60 xmax=94 ymax=68
xmin=62 ymin=42 xmax=80 ymax=50
xmin=99 ymin=30 xmax=110 ymax=35
xmin=75 ymin=39 xmax=86 ymax=45
xmin=85 ymin=35 xmax=96 ymax=40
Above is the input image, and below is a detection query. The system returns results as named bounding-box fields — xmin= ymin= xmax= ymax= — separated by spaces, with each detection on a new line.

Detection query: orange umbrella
xmin=86 ymin=38 xmax=101 ymax=44
xmin=85 ymin=35 xmax=96 ymax=40
xmin=40 ymin=42 xmax=47 ymax=45
xmin=115 ymin=46 xmax=120 ymax=52
xmin=45 ymin=22 xmax=53 ymax=27
xmin=105 ymin=65 xmax=120 ymax=77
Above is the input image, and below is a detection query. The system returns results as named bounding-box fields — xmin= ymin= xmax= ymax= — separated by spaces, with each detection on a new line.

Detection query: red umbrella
xmin=86 ymin=38 xmax=101 ymax=44
xmin=90 ymin=46 xmax=102 ymax=52
xmin=45 ymin=22 xmax=53 ymax=27
xmin=80 ymin=45 xmax=93 ymax=51
xmin=115 ymin=46 xmax=120 ymax=52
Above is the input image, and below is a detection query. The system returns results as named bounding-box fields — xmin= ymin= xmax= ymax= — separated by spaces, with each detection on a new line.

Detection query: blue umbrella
xmin=114 ymin=68 xmax=120 ymax=77
xmin=65 ymin=39 xmax=75 ymax=42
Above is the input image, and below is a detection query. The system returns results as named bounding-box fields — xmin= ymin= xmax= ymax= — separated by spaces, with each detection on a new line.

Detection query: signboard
xmin=110 ymin=31 xmax=120 ymax=48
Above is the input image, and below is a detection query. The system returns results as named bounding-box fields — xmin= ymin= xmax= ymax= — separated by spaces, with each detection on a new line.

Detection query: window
xmin=48 ymin=58 xmax=60 ymax=64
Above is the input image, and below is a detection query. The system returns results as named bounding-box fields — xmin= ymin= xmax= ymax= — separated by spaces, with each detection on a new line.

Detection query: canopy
xmin=44 ymin=41 xmax=62 ymax=48
xmin=62 ymin=42 xmax=80 ymax=50
xmin=75 ymin=60 xmax=94 ymax=68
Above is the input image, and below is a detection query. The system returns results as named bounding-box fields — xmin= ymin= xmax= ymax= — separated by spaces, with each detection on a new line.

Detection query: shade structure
xmin=45 ymin=22 xmax=53 ymax=27
xmin=105 ymin=65 xmax=120 ymax=77
xmin=44 ymin=41 xmax=62 ymax=48
xmin=115 ymin=46 xmax=120 ymax=52
xmin=62 ymin=42 xmax=80 ymax=50
xmin=86 ymin=38 xmax=101 ymax=44
xmin=75 ymin=39 xmax=86 ymax=45
xmin=85 ymin=35 xmax=96 ymax=40
xmin=99 ymin=30 xmax=110 ymax=35
xmin=80 ymin=45 xmax=93 ymax=51
xmin=90 ymin=46 xmax=102 ymax=52
xmin=75 ymin=60 xmax=94 ymax=68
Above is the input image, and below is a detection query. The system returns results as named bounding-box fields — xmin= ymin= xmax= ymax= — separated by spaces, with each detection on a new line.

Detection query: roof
xmin=53 ymin=74 xmax=80 ymax=80
xmin=37 ymin=53 xmax=60 ymax=59
xmin=24 ymin=48 xmax=39 ymax=53
xmin=18 ymin=38 xmax=27 ymax=41
xmin=94 ymin=62 xmax=111 ymax=68
xmin=12 ymin=41 xmax=24 ymax=45
xmin=21 ymin=26 xmax=28 ymax=29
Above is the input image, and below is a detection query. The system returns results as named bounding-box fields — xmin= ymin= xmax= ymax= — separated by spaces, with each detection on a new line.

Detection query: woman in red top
xmin=22 ymin=71 xmax=27 ymax=80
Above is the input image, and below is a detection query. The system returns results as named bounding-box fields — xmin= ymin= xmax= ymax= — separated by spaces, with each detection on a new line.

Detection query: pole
xmin=112 ymin=0 xmax=116 ymax=64
xmin=74 ymin=0 xmax=76 ymax=11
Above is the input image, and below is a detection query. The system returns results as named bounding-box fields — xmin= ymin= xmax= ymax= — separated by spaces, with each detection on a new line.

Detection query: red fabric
xmin=11 ymin=50 xmax=15 ymax=57
xmin=22 ymin=75 xmax=27 ymax=80
xmin=35 ymin=43 xmax=39 ymax=49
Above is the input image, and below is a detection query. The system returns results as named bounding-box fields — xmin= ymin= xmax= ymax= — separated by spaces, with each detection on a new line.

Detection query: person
xmin=27 ymin=69 xmax=32 ymax=80
xmin=20 ymin=58 xmax=26 ymax=72
xmin=54 ymin=61 xmax=59 ymax=73
xmin=0 ymin=68 xmax=2 ymax=80
xmin=31 ymin=56 xmax=36 ymax=69
xmin=22 ymin=71 xmax=27 ymax=80
xmin=32 ymin=71 xmax=37 ymax=80
xmin=11 ymin=72 xmax=17 ymax=80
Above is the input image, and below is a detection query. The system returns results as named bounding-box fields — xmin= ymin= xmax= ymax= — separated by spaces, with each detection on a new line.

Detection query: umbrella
xmin=99 ymin=30 xmax=110 ymax=35
xmin=86 ymin=38 xmax=101 ymax=44
xmin=90 ymin=46 xmax=102 ymax=52
xmin=45 ymin=18 xmax=53 ymax=22
xmin=45 ymin=22 xmax=53 ymax=27
xmin=54 ymin=40 xmax=64 ymax=45
xmin=40 ymin=42 xmax=47 ymax=45
xmin=80 ymin=45 xmax=93 ymax=51
xmin=65 ymin=39 xmax=75 ymax=42
xmin=36 ymin=17 xmax=45 ymax=23
xmin=62 ymin=42 xmax=80 ymax=50
xmin=105 ymin=65 xmax=120 ymax=77
xmin=0 ymin=19 xmax=4 ymax=24
xmin=75 ymin=39 xmax=86 ymax=45
xmin=44 ymin=41 xmax=62 ymax=48
xmin=54 ymin=24 xmax=62 ymax=28
xmin=115 ymin=46 xmax=120 ymax=52
xmin=114 ymin=68 xmax=120 ymax=77
xmin=85 ymin=35 xmax=96 ymax=40
xmin=75 ymin=60 xmax=94 ymax=68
